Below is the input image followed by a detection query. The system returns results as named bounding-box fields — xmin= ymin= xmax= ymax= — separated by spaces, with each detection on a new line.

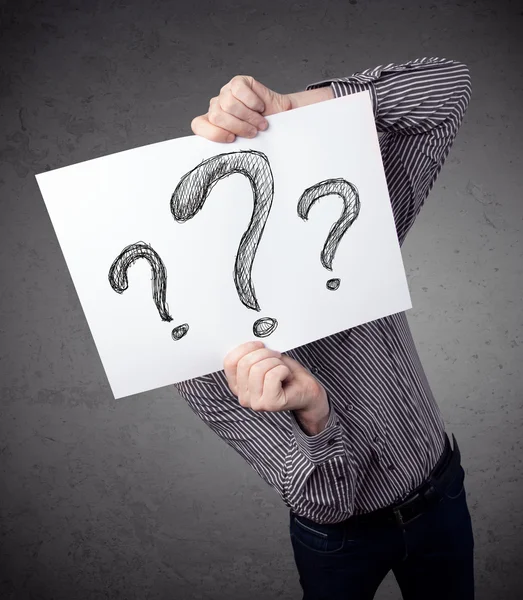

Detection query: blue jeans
xmin=289 ymin=465 xmax=474 ymax=600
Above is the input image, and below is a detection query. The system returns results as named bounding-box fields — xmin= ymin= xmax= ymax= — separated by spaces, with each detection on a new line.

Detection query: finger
xmin=191 ymin=114 xmax=236 ymax=143
xmin=247 ymin=356 xmax=285 ymax=402
xmin=236 ymin=348 xmax=282 ymax=401
xmin=220 ymin=89 xmax=268 ymax=131
xmin=228 ymin=76 xmax=266 ymax=112
xmin=208 ymin=103 xmax=259 ymax=139
xmin=260 ymin=364 xmax=291 ymax=410
xmin=223 ymin=341 xmax=264 ymax=394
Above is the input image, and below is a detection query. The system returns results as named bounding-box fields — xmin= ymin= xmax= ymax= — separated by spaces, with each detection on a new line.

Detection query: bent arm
xmin=175 ymin=377 xmax=356 ymax=519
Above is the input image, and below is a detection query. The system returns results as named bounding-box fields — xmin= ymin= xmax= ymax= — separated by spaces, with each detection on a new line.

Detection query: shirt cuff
xmin=289 ymin=396 xmax=345 ymax=465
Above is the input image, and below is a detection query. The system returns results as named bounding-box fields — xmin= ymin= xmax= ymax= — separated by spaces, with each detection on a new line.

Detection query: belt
xmin=352 ymin=433 xmax=461 ymax=527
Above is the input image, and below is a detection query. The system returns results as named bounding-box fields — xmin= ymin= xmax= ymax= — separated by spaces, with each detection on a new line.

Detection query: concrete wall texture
xmin=0 ymin=0 xmax=522 ymax=598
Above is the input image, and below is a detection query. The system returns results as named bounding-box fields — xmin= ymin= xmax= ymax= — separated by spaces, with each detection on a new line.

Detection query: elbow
xmin=454 ymin=61 xmax=472 ymax=108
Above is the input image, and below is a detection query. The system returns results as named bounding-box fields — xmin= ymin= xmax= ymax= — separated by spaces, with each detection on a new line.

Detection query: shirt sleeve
xmin=174 ymin=375 xmax=355 ymax=519
xmin=306 ymin=57 xmax=472 ymax=245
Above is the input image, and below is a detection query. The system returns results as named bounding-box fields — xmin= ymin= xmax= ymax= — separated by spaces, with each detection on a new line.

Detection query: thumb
xmin=249 ymin=78 xmax=292 ymax=116
xmin=280 ymin=354 xmax=309 ymax=377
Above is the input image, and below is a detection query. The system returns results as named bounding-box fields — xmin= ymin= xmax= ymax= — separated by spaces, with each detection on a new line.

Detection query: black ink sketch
xmin=108 ymin=241 xmax=189 ymax=341
xmin=297 ymin=179 xmax=360 ymax=290
xmin=170 ymin=150 xmax=278 ymax=338
xmin=253 ymin=317 xmax=278 ymax=338
xmin=326 ymin=278 xmax=341 ymax=291
xmin=172 ymin=323 xmax=190 ymax=341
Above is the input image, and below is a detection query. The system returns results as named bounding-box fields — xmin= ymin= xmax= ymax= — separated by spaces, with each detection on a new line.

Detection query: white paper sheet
xmin=36 ymin=91 xmax=412 ymax=399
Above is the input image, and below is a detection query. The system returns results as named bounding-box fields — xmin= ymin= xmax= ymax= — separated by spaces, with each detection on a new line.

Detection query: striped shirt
xmin=175 ymin=57 xmax=472 ymax=524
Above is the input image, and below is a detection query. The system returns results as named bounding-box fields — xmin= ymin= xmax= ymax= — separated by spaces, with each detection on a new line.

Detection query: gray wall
xmin=1 ymin=0 xmax=522 ymax=598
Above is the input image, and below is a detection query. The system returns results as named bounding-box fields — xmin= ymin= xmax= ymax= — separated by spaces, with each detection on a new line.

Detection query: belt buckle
xmin=392 ymin=493 xmax=422 ymax=526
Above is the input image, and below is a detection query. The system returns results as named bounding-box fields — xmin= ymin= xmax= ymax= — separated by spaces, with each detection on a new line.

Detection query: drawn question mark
xmin=170 ymin=150 xmax=278 ymax=338
xmin=297 ymin=179 xmax=360 ymax=290
xmin=108 ymin=241 xmax=189 ymax=341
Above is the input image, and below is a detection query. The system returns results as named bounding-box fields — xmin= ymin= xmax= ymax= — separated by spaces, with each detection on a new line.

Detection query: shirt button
xmin=388 ymin=464 xmax=396 ymax=471
xmin=347 ymin=403 xmax=354 ymax=410
xmin=311 ymin=366 xmax=320 ymax=375
xmin=327 ymin=438 xmax=335 ymax=446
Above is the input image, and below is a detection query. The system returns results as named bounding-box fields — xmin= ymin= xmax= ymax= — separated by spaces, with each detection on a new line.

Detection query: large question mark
xmin=108 ymin=241 xmax=189 ymax=341
xmin=297 ymin=179 xmax=360 ymax=290
xmin=170 ymin=150 xmax=278 ymax=338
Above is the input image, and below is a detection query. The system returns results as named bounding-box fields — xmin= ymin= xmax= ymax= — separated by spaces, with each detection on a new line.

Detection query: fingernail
xmin=227 ymin=134 xmax=235 ymax=142
xmin=259 ymin=120 xmax=268 ymax=130
xmin=248 ymin=127 xmax=257 ymax=137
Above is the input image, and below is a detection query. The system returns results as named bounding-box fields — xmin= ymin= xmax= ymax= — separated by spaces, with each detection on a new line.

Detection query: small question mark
xmin=171 ymin=150 xmax=278 ymax=338
xmin=108 ymin=241 xmax=189 ymax=341
xmin=297 ymin=179 xmax=360 ymax=290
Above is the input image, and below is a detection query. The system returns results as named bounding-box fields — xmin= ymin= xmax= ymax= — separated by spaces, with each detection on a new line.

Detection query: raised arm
xmin=192 ymin=59 xmax=471 ymax=245
xmin=303 ymin=57 xmax=472 ymax=243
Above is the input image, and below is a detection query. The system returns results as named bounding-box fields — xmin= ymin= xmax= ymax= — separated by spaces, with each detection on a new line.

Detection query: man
xmin=176 ymin=57 xmax=473 ymax=600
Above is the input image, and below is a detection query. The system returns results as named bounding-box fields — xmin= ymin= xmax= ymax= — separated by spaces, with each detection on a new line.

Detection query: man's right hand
xmin=223 ymin=341 xmax=331 ymax=435
xmin=191 ymin=75 xmax=293 ymax=143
